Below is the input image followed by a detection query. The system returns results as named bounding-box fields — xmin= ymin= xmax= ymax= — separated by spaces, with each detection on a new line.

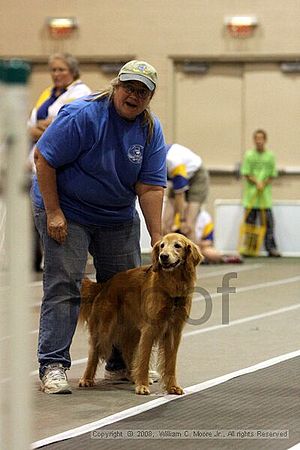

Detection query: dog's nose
xmin=160 ymin=253 xmax=169 ymax=263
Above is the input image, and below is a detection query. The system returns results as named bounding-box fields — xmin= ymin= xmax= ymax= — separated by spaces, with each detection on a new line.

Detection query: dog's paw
xmin=135 ymin=384 xmax=151 ymax=395
xmin=167 ymin=385 xmax=184 ymax=395
xmin=78 ymin=378 xmax=95 ymax=387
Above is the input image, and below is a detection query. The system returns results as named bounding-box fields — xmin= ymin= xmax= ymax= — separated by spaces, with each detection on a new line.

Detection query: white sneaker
xmin=149 ymin=370 xmax=160 ymax=383
xmin=104 ymin=368 xmax=129 ymax=381
xmin=149 ymin=345 xmax=160 ymax=383
xmin=40 ymin=363 xmax=72 ymax=394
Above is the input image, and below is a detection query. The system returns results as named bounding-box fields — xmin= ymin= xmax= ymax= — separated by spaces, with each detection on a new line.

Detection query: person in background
xmin=28 ymin=53 xmax=91 ymax=146
xmin=195 ymin=209 xmax=243 ymax=264
xmin=162 ymin=143 xmax=209 ymax=242
xmin=28 ymin=53 xmax=91 ymax=271
xmin=32 ymin=60 xmax=166 ymax=394
xmin=241 ymin=129 xmax=281 ymax=257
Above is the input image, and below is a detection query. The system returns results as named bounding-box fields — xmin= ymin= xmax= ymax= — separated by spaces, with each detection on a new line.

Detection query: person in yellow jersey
xmin=163 ymin=143 xmax=209 ymax=242
xmin=195 ymin=210 xmax=243 ymax=264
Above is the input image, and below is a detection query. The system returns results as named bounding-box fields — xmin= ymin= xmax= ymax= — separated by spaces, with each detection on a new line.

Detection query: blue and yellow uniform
xmin=166 ymin=143 xmax=209 ymax=203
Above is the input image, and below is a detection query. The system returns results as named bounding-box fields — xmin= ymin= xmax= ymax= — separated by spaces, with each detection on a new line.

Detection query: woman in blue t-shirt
xmin=32 ymin=60 xmax=167 ymax=394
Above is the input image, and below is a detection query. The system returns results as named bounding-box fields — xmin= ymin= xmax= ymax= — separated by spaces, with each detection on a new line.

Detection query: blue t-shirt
xmin=31 ymin=96 xmax=167 ymax=225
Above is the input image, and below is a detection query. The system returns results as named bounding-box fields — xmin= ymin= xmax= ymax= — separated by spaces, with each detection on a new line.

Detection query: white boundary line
xmin=31 ymin=349 xmax=300 ymax=449
xmin=199 ymin=263 xmax=263 ymax=278
xmin=193 ymin=275 xmax=300 ymax=303
xmin=185 ymin=302 xmax=300 ymax=337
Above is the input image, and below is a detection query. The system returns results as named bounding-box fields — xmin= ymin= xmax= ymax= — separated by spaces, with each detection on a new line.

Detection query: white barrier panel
xmin=214 ymin=199 xmax=300 ymax=256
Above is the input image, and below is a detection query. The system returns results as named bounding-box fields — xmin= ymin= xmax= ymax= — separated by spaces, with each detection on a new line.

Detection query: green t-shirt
xmin=241 ymin=149 xmax=278 ymax=208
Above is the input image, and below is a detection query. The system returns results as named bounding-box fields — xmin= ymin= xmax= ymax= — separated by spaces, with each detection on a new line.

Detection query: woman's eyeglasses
xmin=120 ymin=82 xmax=151 ymax=100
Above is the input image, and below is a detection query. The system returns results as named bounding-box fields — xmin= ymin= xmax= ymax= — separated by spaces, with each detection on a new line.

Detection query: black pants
xmin=245 ymin=208 xmax=277 ymax=252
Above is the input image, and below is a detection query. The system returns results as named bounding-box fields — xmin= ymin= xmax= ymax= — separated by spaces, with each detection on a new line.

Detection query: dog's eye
xmin=174 ymin=243 xmax=182 ymax=249
xmin=160 ymin=243 xmax=165 ymax=248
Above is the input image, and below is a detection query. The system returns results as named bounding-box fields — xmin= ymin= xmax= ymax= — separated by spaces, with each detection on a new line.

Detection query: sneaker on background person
xmin=149 ymin=369 xmax=160 ymax=384
xmin=104 ymin=346 xmax=129 ymax=381
xmin=104 ymin=368 xmax=130 ymax=382
xmin=104 ymin=345 xmax=160 ymax=383
xmin=221 ymin=255 xmax=244 ymax=264
xmin=149 ymin=345 xmax=160 ymax=383
xmin=103 ymin=368 xmax=160 ymax=383
xmin=268 ymin=249 xmax=281 ymax=257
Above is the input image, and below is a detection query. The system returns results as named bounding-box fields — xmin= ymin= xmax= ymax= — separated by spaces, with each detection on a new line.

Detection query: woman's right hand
xmin=46 ymin=209 xmax=68 ymax=244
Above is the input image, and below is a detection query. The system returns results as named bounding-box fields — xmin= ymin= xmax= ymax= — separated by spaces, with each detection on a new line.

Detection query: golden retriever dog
xmin=79 ymin=233 xmax=203 ymax=395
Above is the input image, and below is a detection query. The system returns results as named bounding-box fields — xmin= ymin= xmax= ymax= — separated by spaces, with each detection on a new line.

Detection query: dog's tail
xmin=79 ymin=278 xmax=103 ymax=325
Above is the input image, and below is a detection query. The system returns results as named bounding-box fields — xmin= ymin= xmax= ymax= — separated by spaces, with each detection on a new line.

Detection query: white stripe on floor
xmin=199 ymin=263 xmax=263 ymax=278
xmin=193 ymin=275 xmax=300 ymax=303
xmin=184 ymin=302 xmax=300 ymax=337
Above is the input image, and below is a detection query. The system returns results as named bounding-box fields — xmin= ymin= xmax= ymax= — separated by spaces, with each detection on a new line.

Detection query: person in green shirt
xmin=241 ymin=129 xmax=281 ymax=257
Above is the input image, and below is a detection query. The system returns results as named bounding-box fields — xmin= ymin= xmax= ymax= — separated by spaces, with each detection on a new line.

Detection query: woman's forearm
xmin=34 ymin=147 xmax=60 ymax=213
xmin=136 ymin=182 xmax=164 ymax=246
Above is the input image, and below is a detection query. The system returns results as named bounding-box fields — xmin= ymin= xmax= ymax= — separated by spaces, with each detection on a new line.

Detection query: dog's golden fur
xmin=79 ymin=233 xmax=203 ymax=395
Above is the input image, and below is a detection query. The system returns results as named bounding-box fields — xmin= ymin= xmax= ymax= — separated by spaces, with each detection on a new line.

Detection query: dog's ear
xmin=152 ymin=239 xmax=161 ymax=272
xmin=187 ymin=242 xmax=204 ymax=267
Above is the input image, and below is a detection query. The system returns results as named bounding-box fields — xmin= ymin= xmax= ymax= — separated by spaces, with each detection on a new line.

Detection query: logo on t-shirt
xmin=127 ymin=145 xmax=143 ymax=164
